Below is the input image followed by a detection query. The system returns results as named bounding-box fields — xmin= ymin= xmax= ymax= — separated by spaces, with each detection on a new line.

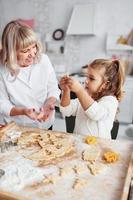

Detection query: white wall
xmin=0 ymin=0 xmax=35 ymax=33
xmin=0 ymin=0 xmax=133 ymax=73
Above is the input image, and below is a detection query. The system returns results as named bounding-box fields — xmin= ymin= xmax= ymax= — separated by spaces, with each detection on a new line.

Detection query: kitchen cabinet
xmin=118 ymin=76 xmax=133 ymax=124
xmin=106 ymin=34 xmax=133 ymax=51
xmin=106 ymin=34 xmax=133 ymax=74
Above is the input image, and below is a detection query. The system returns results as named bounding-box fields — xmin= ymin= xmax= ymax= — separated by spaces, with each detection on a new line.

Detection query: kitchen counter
xmin=0 ymin=122 xmax=133 ymax=200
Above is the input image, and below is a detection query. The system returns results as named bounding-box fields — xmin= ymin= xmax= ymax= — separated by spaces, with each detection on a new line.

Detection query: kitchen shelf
xmin=106 ymin=34 xmax=133 ymax=51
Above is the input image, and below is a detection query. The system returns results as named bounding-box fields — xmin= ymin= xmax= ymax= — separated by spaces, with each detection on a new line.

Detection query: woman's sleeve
xmin=45 ymin=55 xmax=60 ymax=100
xmin=85 ymin=96 xmax=118 ymax=121
xmin=59 ymin=99 xmax=79 ymax=117
xmin=0 ymin=74 xmax=14 ymax=116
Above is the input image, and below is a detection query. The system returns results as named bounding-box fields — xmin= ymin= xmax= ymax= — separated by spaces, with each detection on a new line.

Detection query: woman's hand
xmin=37 ymin=106 xmax=54 ymax=122
xmin=10 ymin=106 xmax=38 ymax=120
xmin=37 ymin=97 xmax=56 ymax=122
xmin=23 ymin=108 xmax=39 ymax=120
xmin=10 ymin=98 xmax=56 ymax=122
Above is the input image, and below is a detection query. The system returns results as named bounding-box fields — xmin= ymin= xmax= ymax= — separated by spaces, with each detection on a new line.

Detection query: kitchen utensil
xmin=0 ymin=141 xmax=17 ymax=153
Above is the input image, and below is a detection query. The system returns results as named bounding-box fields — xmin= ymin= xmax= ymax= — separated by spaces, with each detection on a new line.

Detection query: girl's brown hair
xmin=89 ymin=59 xmax=125 ymax=101
xmin=0 ymin=20 xmax=42 ymax=76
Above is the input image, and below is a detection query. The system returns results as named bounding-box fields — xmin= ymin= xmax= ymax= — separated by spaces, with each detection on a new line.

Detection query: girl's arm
xmin=68 ymin=77 xmax=94 ymax=110
xmin=59 ymin=77 xmax=79 ymax=117
xmin=60 ymin=89 xmax=71 ymax=107
xmin=76 ymin=86 xmax=94 ymax=110
xmin=59 ymin=76 xmax=71 ymax=107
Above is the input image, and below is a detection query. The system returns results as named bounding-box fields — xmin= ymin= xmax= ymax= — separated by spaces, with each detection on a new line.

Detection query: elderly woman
xmin=0 ymin=20 xmax=60 ymax=129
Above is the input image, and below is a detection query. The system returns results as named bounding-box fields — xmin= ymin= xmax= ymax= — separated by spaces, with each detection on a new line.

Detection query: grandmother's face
xmin=17 ymin=43 xmax=37 ymax=67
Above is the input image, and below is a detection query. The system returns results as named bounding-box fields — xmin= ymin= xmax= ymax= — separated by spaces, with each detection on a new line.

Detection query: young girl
xmin=59 ymin=59 xmax=125 ymax=139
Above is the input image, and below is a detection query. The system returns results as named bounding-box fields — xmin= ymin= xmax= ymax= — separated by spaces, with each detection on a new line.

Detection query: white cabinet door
xmin=118 ymin=76 xmax=133 ymax=123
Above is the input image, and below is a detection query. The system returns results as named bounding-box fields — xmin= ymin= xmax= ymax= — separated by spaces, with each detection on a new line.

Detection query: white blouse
xmin=60 ymin=96 xmax=118 ymax=139
xmin=0 ymin=54 xmax=60 ymax=129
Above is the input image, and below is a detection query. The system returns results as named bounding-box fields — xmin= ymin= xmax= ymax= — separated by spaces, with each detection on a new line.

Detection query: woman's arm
xmin=45 ymin=55 xmax=60 ymax=100
xmin=10 ymin=107 xmax=38 ymax=120
xmin=0 ymin=74 xmax=14 ymax=116
xmin=0 ymin=73 xmax=39 ymax=120
xmin=10 ymin=107 xmax=25 ymax=116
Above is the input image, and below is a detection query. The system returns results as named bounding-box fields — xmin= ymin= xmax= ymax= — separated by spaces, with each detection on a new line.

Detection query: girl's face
xmin=17 ymin=43 xmax=37 ymax=67
xmin=85 ymin=66 xmax=105 ymax=96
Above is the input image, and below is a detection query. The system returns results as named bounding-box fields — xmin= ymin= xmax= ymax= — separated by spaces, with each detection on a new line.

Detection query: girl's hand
xmin=59 ymin=76 xmax=70 ymax=91
xmin=67 ymin=77 xmax=83 ymax=93
xmin=23 ymin=108 xmax=38 ymax=120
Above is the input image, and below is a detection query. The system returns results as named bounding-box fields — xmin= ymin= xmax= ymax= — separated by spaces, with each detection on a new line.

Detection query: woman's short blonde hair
xmin=0 ymin=20 xmax=42 ymax=75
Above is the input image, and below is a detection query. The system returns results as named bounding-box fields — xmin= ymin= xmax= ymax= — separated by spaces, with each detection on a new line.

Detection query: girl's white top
xmin=60 ymin=96 xmax=118 ymax=139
